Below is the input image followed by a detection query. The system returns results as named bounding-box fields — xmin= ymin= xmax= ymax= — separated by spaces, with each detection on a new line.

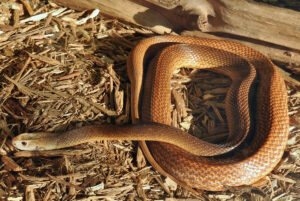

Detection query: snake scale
xmin=13 ymin=36 xmax=289 ymax=191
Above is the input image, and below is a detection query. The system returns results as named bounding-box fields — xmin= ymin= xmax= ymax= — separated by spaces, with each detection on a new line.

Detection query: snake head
xmin=12 ymin=132 xmax=59 ymax=151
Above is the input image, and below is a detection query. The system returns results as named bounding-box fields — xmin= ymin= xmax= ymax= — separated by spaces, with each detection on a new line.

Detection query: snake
xmin=12 ymin=36 xmax=289 ymax=192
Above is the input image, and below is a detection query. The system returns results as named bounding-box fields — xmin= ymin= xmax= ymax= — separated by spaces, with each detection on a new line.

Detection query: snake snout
xmin=13 ymin=138 xmax=45 ymax=151
xmin=12 ymin=137 xmax=34 ymax=151
xmin=13 ymin=132 xmax=60 ymax=150
xmin=12 ymin=133 xmax=48 ymax=151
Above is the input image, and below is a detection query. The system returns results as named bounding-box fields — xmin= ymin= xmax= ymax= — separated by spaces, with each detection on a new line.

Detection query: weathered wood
xmin=147 ymin=0 xmax=300 ymax=50
xmin=52 ymin=0 xmax=176 ymax=33
xmin=52 ymin=0 xmax=300 ymax=65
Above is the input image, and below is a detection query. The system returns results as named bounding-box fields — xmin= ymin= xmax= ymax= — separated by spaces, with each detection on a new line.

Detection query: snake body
xmin=13 ymin=36 xmax=289 ymax=191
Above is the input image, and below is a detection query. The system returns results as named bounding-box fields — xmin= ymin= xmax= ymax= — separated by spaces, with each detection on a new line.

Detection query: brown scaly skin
xmin=13 ymin=36 xmax=289 ymax=192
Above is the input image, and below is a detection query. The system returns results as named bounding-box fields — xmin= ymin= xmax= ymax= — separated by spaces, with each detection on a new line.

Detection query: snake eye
xmin=21 ymin=141 xmax=27 ymax=146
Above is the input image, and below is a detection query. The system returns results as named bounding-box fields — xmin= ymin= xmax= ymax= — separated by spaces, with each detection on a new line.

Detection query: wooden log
xmin=147 ymin=0 xmax=300 ymax=51
xmin=52 ymin=0 xmax=300 ymax=65
xmin=53 ymin=0 xmax=300 ymax=49
xmin=52 ymin=0 xmax=176 ymax=34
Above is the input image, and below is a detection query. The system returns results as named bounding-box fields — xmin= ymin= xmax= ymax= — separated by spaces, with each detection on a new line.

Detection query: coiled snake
xmin=13 ymin=36 xmax=289 ymax=191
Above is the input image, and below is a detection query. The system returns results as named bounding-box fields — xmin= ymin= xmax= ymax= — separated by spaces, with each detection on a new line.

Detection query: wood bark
xmin=52 ymin=0 xmax=300 ymax=65
xmin=147 ymin=0 xmax=300 ymax=50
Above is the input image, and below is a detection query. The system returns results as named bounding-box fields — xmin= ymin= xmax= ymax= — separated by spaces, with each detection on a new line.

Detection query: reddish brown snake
xmin=13 ymin=36 xmax=289 ymax=191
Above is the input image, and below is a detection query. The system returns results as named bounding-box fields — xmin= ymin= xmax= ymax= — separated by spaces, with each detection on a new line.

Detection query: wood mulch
xmin=0 ymin=1 xmax=299 ymax=200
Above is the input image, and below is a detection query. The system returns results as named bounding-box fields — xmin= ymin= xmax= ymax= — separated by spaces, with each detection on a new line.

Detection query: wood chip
xmin=1 ymin=156 xmax=24 ymax=171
